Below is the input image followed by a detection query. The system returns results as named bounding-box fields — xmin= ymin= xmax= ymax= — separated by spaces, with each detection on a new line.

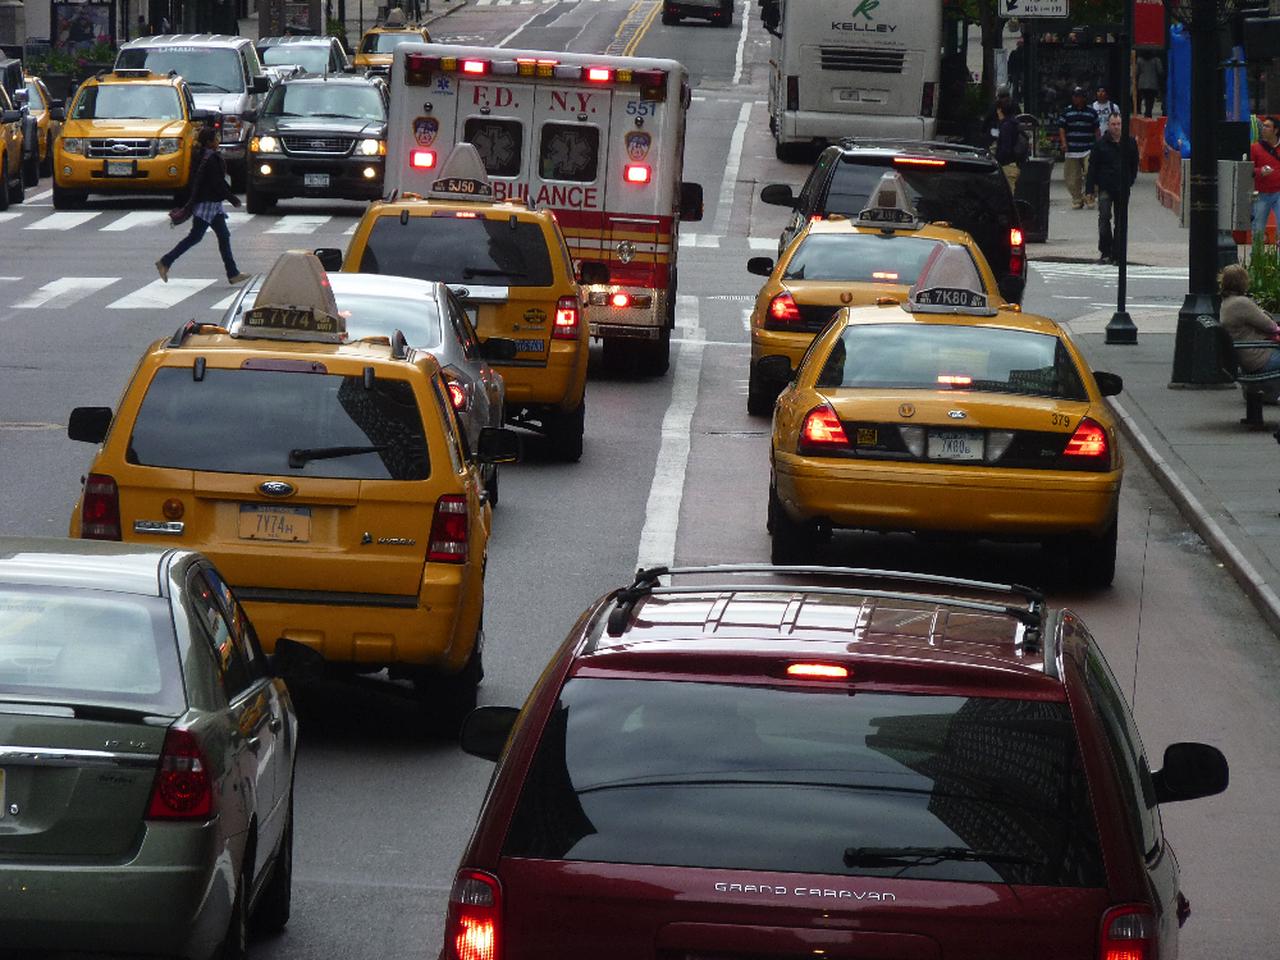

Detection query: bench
xmin=1214 ymin=324 xmax=1280 ymax=428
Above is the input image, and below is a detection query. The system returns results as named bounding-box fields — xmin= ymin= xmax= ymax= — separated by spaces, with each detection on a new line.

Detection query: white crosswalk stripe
xmin=12 ymin=277 xmax=118 ymax=309
xmin=26 ymin=211 xmax=101 ymax=231
xmin=0 ymin=212 xmax=21 ymax=224
xmin=264 ymin=215 xmax=332 ymax=234
xmin=208 ymin=292 xmax=238 ymax=311
xmin=99 ymin=210 xmax=170 ymax=232
xmin=224 ymin=211 xmax=258 ymax=227
xmin=107 ymin=278 xmax=216 ymax=310
xmin=1031 ymin=261 xmax=1188 ymax=281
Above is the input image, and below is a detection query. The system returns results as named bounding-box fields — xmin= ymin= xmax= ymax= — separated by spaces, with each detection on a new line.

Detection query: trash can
xmin=1015 ymin=157 xmax=1053 ymax=244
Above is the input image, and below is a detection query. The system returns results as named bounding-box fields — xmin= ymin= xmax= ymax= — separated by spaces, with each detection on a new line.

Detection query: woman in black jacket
xmin=156 ymin=126 xmax=248 ymax=284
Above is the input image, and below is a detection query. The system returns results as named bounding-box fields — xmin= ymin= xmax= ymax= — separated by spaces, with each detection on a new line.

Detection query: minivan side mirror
xmin=241 ymin=109 xmax=258 ymax=124
xmin=479 ymin=336 xmax=518 ymax=362
xmin=747 ymin=256 xmax=775 ymax=277
xmin=680 ymin=181 xmax=704 ymax=222
xmin=68 ymin=406 xmax=113 ymax=444
xmin=760 ymin=183 xmax=797 ymax=208
xmin=49 ymin=105 xmax=66 ymax=122
xmin=476 ymin=427 xmax=521 ymax=464
xmin=1094 ymin=371 xmax=1123 ymax=397
xmin=459 ymin=705 xmax=520 ymax=760
xmin=312 ymin=247 xmax=343 ymax=271
xmin=268 ymin=637 xmax=327 ymax=685
xmin=251 ymin=75 xmax=271 ymax=94
xmin=1152 ymin=742 xmax=1229 ymax=804
xmin=190 ymin=108 xmax=215 ymax=124
xmin=577 ymin=261 xmax=610 ymax=286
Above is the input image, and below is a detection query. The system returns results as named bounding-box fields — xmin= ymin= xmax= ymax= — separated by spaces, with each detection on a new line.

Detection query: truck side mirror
xmin=312 ymin=247 xmax=343 ymax=271
xmin=680 ymin=181 xmax=704 ymax=222
xmin=68 ymin=407 xmax=113 ymax=444
xmin=760 ymin=183 xmax=797 ymax=208
xmin=251 ymin=75 xmax=271 ymax=94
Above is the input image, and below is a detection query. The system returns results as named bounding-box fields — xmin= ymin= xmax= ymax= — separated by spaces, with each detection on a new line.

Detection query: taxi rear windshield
xmin=818 ymin=324 xmax=1088 ymax=400
xmin=784 ymin=234 xmax=945 ymax=284
xmin=504 ymin=679 xmax=1105 ymax=887
xmin=127 ymin=367 xmax=430 ymax=480
xmin=72 ymin=84 xmax=182 ymax=120
xmin=358 ymin=216 xmax=554 ymax=287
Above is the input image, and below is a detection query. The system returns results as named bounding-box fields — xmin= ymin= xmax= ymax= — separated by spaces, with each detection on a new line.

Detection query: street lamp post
xmin=1106 ymin=0 xmax=1138 ymax=343
xmin=1170 ymin=0 xmax=1234 ymax=384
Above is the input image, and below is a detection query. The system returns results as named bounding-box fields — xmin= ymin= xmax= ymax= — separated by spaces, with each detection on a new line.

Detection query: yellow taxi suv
xmin=355 ymin=12 xmax=430 ymax=76
xmin=746 ymin=170 xmax=1004 ymax=416
xmin=322 ymin=143 xmax=595 ymax=461
xmin=0 ymin=82 xmax=25 ymax=210
xmin=768 ymin=244 xmax=1125 ymax=587
xmin=23 ymin=74 xmax=62 ymax=177
xmin=67 ymin=252 xmax=520 ymax=729
xmin=53 ymin=69 xmax=207 ymax=210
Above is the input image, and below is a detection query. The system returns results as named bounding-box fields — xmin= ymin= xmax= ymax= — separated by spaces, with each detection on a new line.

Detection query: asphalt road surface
xmin=0 ymin=3 xmax=1275 ymax=955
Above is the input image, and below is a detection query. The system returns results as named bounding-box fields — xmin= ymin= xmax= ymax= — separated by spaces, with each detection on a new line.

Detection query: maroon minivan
xmin=447 ymin=566 xmax=1229 ymax=960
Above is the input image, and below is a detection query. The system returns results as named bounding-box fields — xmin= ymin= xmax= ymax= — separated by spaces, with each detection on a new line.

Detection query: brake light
xmin=921 ymin=81 xmax=936 ymax=117
xmin=937 ymin=374 xmax=972 ymax=386
xmin=429 ymin=494 xmax=469 ymax=563
xmin=443 ymin=870 xmax=502 ymax=960
xmin=1099 ymin=904 xmax=1155 ymax=960
xmin=411 ymin=149 xmax=436 ymax=169
xmin=610 ymin=292 xmax=631 ymax=308
xmin=871 ymin=270 xmax=899 ymax=281
xmin=624 ymin=164 xmax=651 ymax=184
xmin=585 ymin=66 xmax=612 ymax=82
xmin=767 ymin=291 xmax=801 ymax=325
xmin=446 ymin=379 xmax=468 ymax=411
xmin=1061 ymin=417 xmax=1111 ymax=470
xmin=553 ymin=295 xmax=580 ymax=340
xmin=80 ymin=473 xmax=121 ymax=540
xmin=786 ymin=75 xmax=799 ymax=111
xmin=462 ymin=59 xmax=489 ymax=75
xmin=894 ymin=156 xmax=946 ymax=167
xmin=787 ymin=663 xmax=849 ymax=679
xmin=1009 ymin=226 xmax=1026 ymax=277
xmin=146 ymin=728 xmax=212 ymax=820
xmin=800 ymin=404 xmax=849 ymax=447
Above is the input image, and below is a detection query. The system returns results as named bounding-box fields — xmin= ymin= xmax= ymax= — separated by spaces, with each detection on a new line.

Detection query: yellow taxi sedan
xmin=746 ymin=171 xmax=1003 ymax=415
xmin=768 ymin=244 xmax=1125 ymax=587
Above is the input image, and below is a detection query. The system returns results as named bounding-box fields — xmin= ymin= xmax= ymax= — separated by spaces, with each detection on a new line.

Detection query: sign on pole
xmin=998 ymin=0 xmax=1070 ymax=17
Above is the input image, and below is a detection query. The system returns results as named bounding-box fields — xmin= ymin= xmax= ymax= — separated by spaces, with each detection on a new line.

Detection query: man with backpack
xmin=1086 ymin=112 xmax=1139 ymax=264
xmin=1058 ymin=86 xmax=1099 ymax=209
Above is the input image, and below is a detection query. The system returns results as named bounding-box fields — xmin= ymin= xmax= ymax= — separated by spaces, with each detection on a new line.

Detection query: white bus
xmin=765 ymin=0 xmax=943 ymax=160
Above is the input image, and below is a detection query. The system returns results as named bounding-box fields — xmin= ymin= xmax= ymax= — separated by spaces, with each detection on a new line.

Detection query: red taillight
xmin=1009 ymin=226 xmax=1026 ymax=277
xmin=785 ymin=75 xmax=799 ymax=111
xmin=443 ymin=870 xmax=501 ymax=960
xmin=429 ymin=494 xmax=469 ymax=563
xmin=461 ymin=59 xmax=489 ymax=75
xmin=921 ymin=81 xmax=936 ymax=117
xmin=553 ymin=295 xmax=580 ymax=340
xmin=446 ymin=379 xmax=468 ymax=411
xmin=80 ymin=473 xmax=121 ymax=540
xmin=1061 ymin=417 xmax=1111 ymax=470
xmin=585 ymin=66 xmax=612 ymax=82
xmin=624 ymin=164 xmax=651 ymax=184
xmin=937 ymin=374 xmax=972 ymax=386
xmin=610 ymin=292 xmax=630 ymax=308
xmin=894 ymin=156 xmax=946 ymax=167
xmin=146 ymin=728 xmax=213 ymax=821
xmin=1099 ymin=904 xmax=1155 ymax=960
xmin=787 ymin=663 xmax=849 ymax=679
xmin=766 ymin=291 xmax=801 ymax=326
xmin=800 ymin=404 xmax=849 ymax=447
xmin=411 ymin=149 xmax=436 ymax=169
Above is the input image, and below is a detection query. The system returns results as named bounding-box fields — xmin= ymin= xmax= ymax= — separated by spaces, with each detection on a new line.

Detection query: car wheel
xmin=718 ymin=4 xmax=734 ymax=26
xmin=638 ymin=328 xmax=671 ymax=377
xmin=662 ymin=9 xmax=679 ymax=24
xmin=770 ymin=485 xmax=815 ymax=565
xmin=747 ymin=362 xmax=776 ymax=417
xmin=484 ymin=463 xmax=499 ymax=508
xmin=546 ymin=399 xmax=585 ymax=462
xmin=416 ymin=619 xmax=484 ymax=736
xmin=52 ymin=181 xmax=84 ymax=210
xmin=39 ymin=135 xmax=53 ymax=178
xmin=774 ymin=139 xmax=807 ymax=164
xmin=218 ymin=867 xmax=250 ymax=960
xmin=252 ymin=795 xmax=293 ymax=934
xmin=21 ymin=149 xmax=38 ymax=188
xmin=601 ymin=336 xmax=635 ymax=376
xmin=0 ymin=158 xmax=9 ymax=212
xmin=229 ymin=159 xmax=248 ymax=193
xmin=1066 ymin=519 xmax=1117 ymax=589
xmin=245 ymin=184 xmax=273 ymax=214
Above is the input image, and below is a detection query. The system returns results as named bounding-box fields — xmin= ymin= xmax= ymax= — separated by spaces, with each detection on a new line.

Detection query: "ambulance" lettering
xmin=549 ymin=91 xmax=599 ymax=114
xmin=491 ymin=181 xmax=601 ymax=209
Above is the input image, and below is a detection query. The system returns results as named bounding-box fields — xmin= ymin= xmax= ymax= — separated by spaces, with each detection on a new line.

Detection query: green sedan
xmin=0 ymin=537 xmax=308 ymax=960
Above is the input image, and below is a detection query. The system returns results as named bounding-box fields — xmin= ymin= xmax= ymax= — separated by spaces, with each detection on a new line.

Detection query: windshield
xmin=362 ymin=32 xmax=421 ymax=53
xmin=359 ymin=216 xmax=554 ymax=287
xmin=784 ymin=234 xmax=946 ymax=285
xmin=263 ymin=82 xmax=384 ymax=120
xmin=72 ymin=83 xmax=182 ymax=120
xmin=116 ymin=47 xmax=244 ymax=93
xmin=24 ymin=81 xmax=45 ymax=111
xmin=504 ymin=679 xmax=1104 ymax=886
xmin=817 ymin=324 xmax=1089 ymax=400
xmin=260 ymin=44 xmax=330 ymax=73
xmin=128 ymin=367 xmax=431 ymax=480
xmin=0 ymin=586 xmax=185 ymax=716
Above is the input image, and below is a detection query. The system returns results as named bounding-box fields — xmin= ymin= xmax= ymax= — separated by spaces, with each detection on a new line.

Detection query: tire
xmin=245 ymin=184 xmax=274 ymax=214
xmin=774 ymin=139 xmax=807 ymax=164
xmin=219 ymin=867 xmax=250 ymax=960
xmin=484 ymin=464 xmax=499 ymax=508
xmin=1067 ymin=519 xmax=1117 ymax=589
xmin=546 ymin=399 xmax=585 ymax=462
xmin=21 ymin=149 xmax=38 ymax=188
xmin=252 ymin=796 xmax=293 ymax=934
xmin=662 ymin=10 xmax=679 ymax=23
xmin=601 ymin=336 xmax=634 ymax=376
xmin=52 ymin=181 xmax=84 ymax=210
xmin=0 ymin=157 xmax=9 ymax=212
xmin=39 ymin=134 xmax=52 ymax=178
xmin=746 ymin=362 xmax=776 ymax=417
xmin=770 ymin=485 xmax=816 ymax=565
xmin=229 ymin=159 xmax=248 ymax=193
xmin=717 ymin=4 xmax=733 ymax=26
xmin=638 ymin=328 xmax=671 ymax=377
xmin=416 ymin=620 xmax=484 ymax=736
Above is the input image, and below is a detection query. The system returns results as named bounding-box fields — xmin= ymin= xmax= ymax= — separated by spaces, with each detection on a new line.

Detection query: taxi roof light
xmin=906 ymin=244 xmax=996 ymax=317
xmin=234 ymin=251 xmax=346 ymax=344
xmin=855 ymin=171 xmax=920 ymax=229
xmin=426 ymin=143 xmax=495 ymax=201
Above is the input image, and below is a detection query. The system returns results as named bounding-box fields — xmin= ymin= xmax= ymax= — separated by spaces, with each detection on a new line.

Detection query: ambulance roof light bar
xmin=403 ymin=51 xmax=667 ymax=97
xmin=855 ymin=171 xmax=921 ymax=230
xmin=425 ymin=143 xmax=496 ymax=201
xmin=233 ymin=251 xmax=347 ymax=343
xmin=905 ymin=244 xmax=997 ymax=317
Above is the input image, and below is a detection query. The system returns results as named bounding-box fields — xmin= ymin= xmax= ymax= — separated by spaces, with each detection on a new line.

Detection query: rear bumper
xmin=775 ymin=455 xmax=1120 ymax=537
xmin=665 ymin=0 xmax=730 ymax=14
xmin=497 ymin=340 xmax=587 ymax=411
xmin=751 ymin=327 xmax=819 ymax=369
xmin=777 ymin=110 xmax=935 ymax=144
xmin=0 ymin=820 xmax=230 ymax=960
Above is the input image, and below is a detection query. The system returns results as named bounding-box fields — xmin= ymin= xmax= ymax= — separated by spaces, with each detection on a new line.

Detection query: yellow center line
xmin=609 ymin=0 xmax=646 ymax=49
xmin=622 ymin=1 xmax=661 ymax=57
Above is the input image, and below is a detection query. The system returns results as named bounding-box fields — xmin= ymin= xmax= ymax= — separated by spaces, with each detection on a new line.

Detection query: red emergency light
xmin=410 ymin=149 xmax=437 ymax=169
xmin=610 ymin=292 xmax=630 ymax=308
xmin=585 ymin=66 xmax=612 ymax=82
xmin=462 ymin=59 xmax=489 ymax=75
xmin=624 ymin=164 xmax=651 ymax=184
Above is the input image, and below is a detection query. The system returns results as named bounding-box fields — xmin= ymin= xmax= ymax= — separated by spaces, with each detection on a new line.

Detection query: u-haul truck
xmin=385 ymin=43 xmax=704 ymax=375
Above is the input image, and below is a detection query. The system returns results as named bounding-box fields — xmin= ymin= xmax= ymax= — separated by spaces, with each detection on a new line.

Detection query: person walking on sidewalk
xmin=1091 ymin=86 xmax=1120 ymax=134
xmin=993 ymin=95 xmax=1024 ymax=192
xmin=1136 ymin=53 xmax=1163 ymax=118
xmin=156 ymin=127 xmax=249 ymax=285
xmin=1250 ymin=116 xmax=1280 ymax=239
xmin=1058 ymin=86 xmax=1099 ymax=209
xmin=1085 ymin=112 xmax=1139 ymax=264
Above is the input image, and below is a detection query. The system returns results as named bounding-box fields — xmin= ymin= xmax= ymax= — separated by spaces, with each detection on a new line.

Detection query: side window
xmin=465 ymin=117 xmax=524 ymax=178
xmin=539 ymin=123 xmax=599 ymax=182
xmin=1085 ymin=642 xmax=1162 ymax=858
xmin=431 ymin=375 xmax=468 ymax=468
xmin=188 ymin=570 xmax=253 ymax=699
xmin=202 ymin=566 xmax=268 ymax=681
xmin=797 ymin=149 xmax=832 ymax=215
xmin=445 ymin=292 xmax=481 ymax=360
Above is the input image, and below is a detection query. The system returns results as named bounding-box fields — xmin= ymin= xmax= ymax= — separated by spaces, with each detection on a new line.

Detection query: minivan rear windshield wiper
xmin=288 ymin=444 xmax=387 ymax=468
xmin=843 ymin=846 xmax=1042 ymax=868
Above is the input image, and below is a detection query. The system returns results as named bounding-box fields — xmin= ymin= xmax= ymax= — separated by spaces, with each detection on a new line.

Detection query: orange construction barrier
xmin=1157 ymin=140 xmax=1182 ymax=215
xmin=1131 ymin=116 xmax=1166 ymax=172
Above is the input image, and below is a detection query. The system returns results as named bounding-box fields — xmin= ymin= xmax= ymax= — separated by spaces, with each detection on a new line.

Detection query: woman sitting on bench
xmin=1221 ymin=264 xmax=1280 ymax=389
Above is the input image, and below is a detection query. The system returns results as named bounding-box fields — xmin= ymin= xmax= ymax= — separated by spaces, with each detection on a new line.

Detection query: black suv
xmin=762 ymin=140 xmax=1028 ymax=304
xmin=245 ymin=73 xmax=387 ymax=213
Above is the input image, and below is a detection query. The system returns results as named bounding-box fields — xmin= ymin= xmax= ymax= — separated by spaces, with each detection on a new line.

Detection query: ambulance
xmin=383 ymin=44 xmax=704 ymax=376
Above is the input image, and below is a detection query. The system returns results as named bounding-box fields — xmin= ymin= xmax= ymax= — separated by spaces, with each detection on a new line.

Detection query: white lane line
xmin=498 ymin=4 xmax=547 ymax=46
xmin=265 ymin=215 xmax=331 ymax=234
xmin=100 ymin=210 xmax=169 ymax=231
xmin=107 ymin=278 xmax=216 ymax=310
xmin=25 ymin=211 xmax=101 ymax=230
xmin=27 ymin=189 xmax=51 ymax=201
xmin=636 ymin=295 xmax=705 ymax=570
xmin=712 ymin=102 xmax=752 ymax=236
xmin=748 ymin=237 xmax=775 ymax=250
xmin=343 ymin=222 xmax=357 ymax=235
xmin=732 ymin=0 xmax=750 ymax=84
xmin=742 ymin=306 xmax=752 ymax=332
xmin=12 ymin=277 xmax=118 ymax=309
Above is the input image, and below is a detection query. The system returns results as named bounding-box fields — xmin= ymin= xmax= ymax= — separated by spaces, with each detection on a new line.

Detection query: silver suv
xmin=115 ymin=35 xmax=270 ymax=187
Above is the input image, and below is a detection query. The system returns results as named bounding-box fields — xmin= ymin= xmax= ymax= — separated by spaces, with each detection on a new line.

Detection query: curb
xmin=1106 ymin=395 xmax=1280 ymax=637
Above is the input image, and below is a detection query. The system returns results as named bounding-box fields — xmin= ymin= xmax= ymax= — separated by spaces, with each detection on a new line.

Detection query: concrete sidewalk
xmin=1036 ymin=165 xmax=1280 ymax=635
